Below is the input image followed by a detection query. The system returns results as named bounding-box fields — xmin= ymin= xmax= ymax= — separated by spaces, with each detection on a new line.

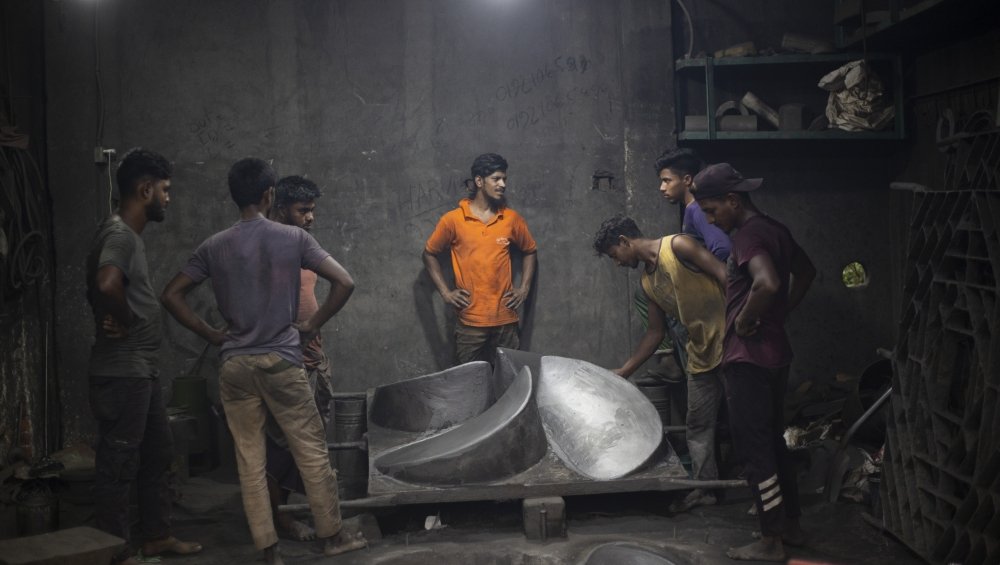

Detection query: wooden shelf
xmin=679 ymin=129 xmax=902 ymax=141
xmin=833 ymin=0 xmax=997 ymax=51
xmin=675 ymin=52 xmax=898 ymax=70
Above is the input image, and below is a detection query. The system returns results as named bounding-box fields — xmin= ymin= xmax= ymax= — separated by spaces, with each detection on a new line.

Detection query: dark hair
xmin=593 ymin=214 xmax=642 ymax=255
xmin=228 ymin=158 xmax=277 ymax=208
xmin=654 ymin=148 xmax=702 ymax=178
xmin=462 ymin=178 xmax=476 ymax=197
xmin=116 ymin=148 xmax=172 ymax=199
xmin=274 ymin=175 xmax=322 ymax=210
xmin=470 ymin=153 xmax=508 ymax=180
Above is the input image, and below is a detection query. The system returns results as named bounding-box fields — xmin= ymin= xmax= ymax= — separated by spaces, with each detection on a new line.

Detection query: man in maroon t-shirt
xmin=694 ymin=163 xmax=816 ymax=562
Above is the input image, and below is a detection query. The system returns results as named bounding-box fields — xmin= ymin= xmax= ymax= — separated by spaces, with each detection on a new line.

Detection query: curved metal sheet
xmin=493 ymin=348 xmax=542 ymax=397
xmin=582 ymin=543 xmax=682 ymax=565
xmin=537 ymin=356 xmax=662 ymax=480
xmin=369 ymin=361 xmax=493 ymax=432
xmin=373 ymin=366 xmax=547 ymax=486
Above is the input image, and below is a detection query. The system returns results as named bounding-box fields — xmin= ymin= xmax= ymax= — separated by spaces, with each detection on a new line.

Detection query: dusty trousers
xmin=723 ymin=363 xmax=800 ymax=537
xmin=265 ymin=362 xmax=335 ymax=492
xmin=686 ymin=366 xmax=723 ymax=480
xmin=454 ymin=322 xmax=519 ymax=365
xmin=220 ymin=352 xmax=342 ymax=549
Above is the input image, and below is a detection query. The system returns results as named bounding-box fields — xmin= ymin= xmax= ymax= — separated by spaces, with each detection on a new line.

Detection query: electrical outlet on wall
xmin=94 ymin=146 xmax=117 ymax=165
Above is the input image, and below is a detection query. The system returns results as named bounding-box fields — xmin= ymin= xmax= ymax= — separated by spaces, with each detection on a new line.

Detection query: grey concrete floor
xmin=64 ymin=476 xmax=918 ymax=565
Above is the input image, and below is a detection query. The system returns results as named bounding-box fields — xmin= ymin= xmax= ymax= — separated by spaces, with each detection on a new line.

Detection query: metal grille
xmin=884 ymin=183 xmax=1000 ymax=562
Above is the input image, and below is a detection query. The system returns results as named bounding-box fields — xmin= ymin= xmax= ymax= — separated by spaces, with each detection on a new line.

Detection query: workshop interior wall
xmin=40 ymin=0 xmax=898 ymax=450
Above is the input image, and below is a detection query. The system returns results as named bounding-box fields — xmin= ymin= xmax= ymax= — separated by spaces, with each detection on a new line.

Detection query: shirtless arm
xmin=422 ymin=250 xmax=471 ymax=309
xmin=296 ymin=256 xmax=355 ymax=335
xmin=614 ymin=292 xmax=667 ymax=378
xmin=734 ymin=254 xmax=780 ymax=337
xmin=671 ymin=235 xmax=727 ymax=288
xmin=161 ymin=273 xmax=228 ymax=346
xmin=504 ymin=251 xmax=537 ymax=309
xmin=94 ymin=265 xmax=134 ymax=328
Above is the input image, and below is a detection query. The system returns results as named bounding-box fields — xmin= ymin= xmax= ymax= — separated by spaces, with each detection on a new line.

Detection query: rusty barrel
xmin=331 ymin=393 xmax=368 ymax=500
xmin=15 ymin=480 xmax=58 ymax=536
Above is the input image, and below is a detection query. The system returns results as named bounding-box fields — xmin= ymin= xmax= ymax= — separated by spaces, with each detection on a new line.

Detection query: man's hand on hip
xmin=442 ymin=288 xmax=471 ymax=309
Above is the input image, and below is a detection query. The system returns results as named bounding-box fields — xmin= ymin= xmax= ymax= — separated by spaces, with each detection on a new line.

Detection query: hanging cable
xmin=94 ymin=0 xmax=104 ymax=146
xmin=0 ymin=146 xmax=49 ymax=293
xmin=3 ymin=1 xmax=15 ymax=124
xmin=674 ymin=0 xmax=695 ymax=60
xmin=107 ymin=160 xmax=114 ymax=214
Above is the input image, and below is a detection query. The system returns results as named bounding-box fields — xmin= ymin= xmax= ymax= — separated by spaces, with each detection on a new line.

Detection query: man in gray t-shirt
xmin=86 ymin=218 xmax=161 ymax=376
xmin=86 ymin=148 xmax=202 ymax=565
xmin=161 ymin=158 xmax=365 ymax=564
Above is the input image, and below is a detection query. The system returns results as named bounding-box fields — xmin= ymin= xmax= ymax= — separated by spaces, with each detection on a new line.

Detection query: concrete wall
xmin=45 ymin=0 xmax=674 ymax=446
xmin=44 ymin=0 xmax=901 ymax=449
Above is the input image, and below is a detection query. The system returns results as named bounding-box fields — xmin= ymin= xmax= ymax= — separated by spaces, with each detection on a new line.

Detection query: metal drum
xmin=15 ymin=480 xmax=58 ymax=536
xmin=332 ymin=395 xmax=368 ymax=500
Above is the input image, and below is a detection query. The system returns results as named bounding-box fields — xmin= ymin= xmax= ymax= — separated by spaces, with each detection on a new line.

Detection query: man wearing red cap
xmin=694 ymin=163 xmax=816 ymax=562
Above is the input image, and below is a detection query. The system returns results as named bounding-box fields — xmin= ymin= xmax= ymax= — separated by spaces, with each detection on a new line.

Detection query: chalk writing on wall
xmin=505 ymin=81 xmax=622 ymax=132
xmin=395 ymin=175 xmax=466 ymax=223
xmin=190 ymin=110 xmax=237 ymax=153
xmin=494 ymin=55 xmax=591 ymax=102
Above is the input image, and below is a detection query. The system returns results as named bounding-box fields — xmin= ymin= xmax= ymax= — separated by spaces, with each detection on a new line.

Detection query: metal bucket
xmin=16 ymin=480 xmax=58 ymax=536
xmin=332 ymin=395 xmax=368 ymax=500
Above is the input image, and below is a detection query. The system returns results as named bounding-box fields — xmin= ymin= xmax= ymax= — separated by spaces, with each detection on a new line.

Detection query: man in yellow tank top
xmin=594 ymin=215 xmax=727 ymax=512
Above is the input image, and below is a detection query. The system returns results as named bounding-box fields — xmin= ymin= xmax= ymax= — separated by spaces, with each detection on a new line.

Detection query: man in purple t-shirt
xmin=161 ymin=158 xmax=365 ymax=564
xmin=656 ymin=148 xmax=731 ymax=262
xmin=694 ymin=163 xmax=816 ymax=562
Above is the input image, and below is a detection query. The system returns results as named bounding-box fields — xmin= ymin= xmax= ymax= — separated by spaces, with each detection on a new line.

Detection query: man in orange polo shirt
xmin=423 ymin=153 xmax=538 ymax=365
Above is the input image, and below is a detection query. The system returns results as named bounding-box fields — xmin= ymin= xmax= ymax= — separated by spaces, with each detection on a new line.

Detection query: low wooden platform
xmin=0 ymin=526 xmax=122 ymax=565
xmin=353 ymin=399 xmax=745 ymax=507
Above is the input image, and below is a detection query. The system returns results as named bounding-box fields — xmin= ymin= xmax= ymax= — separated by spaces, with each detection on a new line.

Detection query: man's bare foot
xmin=322 ymin=530 xmax=367 ymax=556
xmin=751 ymin=528 xmax=807 ymax=547
xmin=277 ymin=515 xmax=316 ymax=541
xmin=726 ymin=537 xmax=786 ymax=561
xmin=264 ymin=543 xmax=285 ymax=565
xmin=142 ymin=535 xmax=203 ymax=556
xmin=752 ymin=518 xmax=808 ymax=547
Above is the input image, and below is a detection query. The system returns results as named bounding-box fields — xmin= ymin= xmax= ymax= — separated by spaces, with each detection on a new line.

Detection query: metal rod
xmin=328 ymin=441 xmax=367 ymax=451
xmin=332 ymin=391 xmax=366 ymax=400
xmin=43 ymin=322 xmax=48 ymax=457
xmin=839 ymin=387 xmax=893 ymax=451
xmin=279 ymin=495 xmax=395 ymax=512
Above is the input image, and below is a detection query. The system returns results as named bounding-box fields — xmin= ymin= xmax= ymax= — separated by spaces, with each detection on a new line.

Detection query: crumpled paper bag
xmin=818 ymin=60 xmax=895 ymax=132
